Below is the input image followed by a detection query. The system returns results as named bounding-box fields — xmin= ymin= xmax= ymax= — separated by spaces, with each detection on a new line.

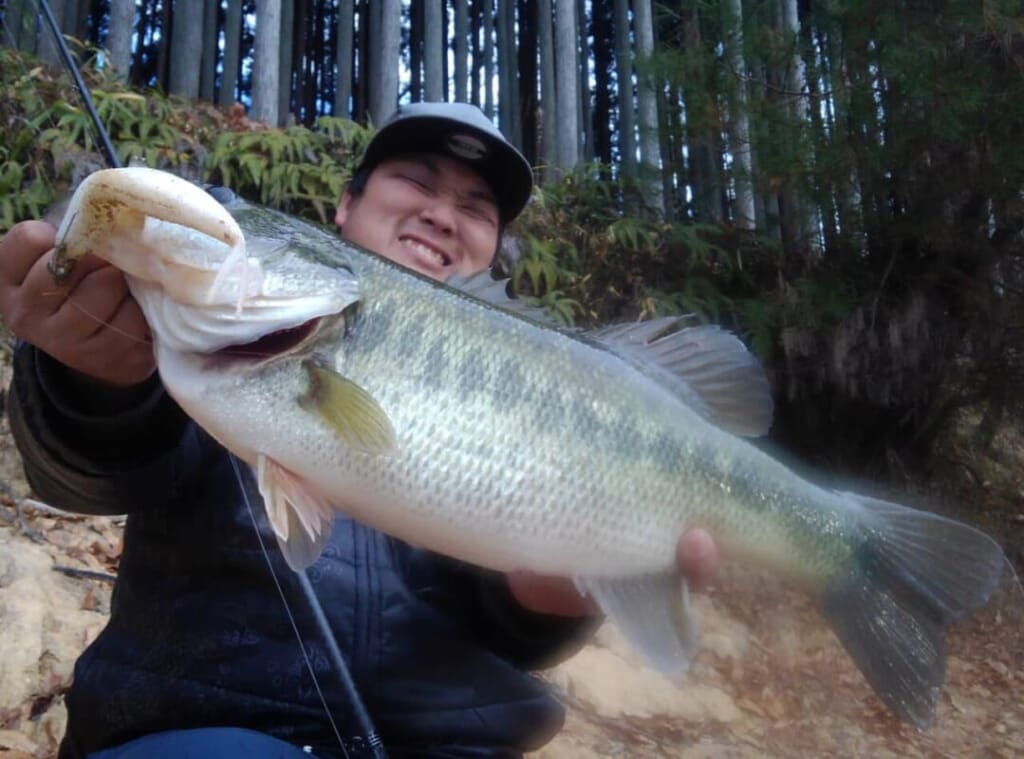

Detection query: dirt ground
xmin=0 ymin=336 xmax=1021 ymax=758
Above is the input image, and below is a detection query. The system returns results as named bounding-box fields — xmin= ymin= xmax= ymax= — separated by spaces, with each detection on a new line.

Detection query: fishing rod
xmin=35 ymin=0 xmax=120 ymax=169
xmin=29 ymin=2 xmax=386 ymax=755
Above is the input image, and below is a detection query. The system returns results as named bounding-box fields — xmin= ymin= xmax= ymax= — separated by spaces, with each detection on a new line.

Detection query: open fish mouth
xmin=209 ymin=317 xmax=324 ymax=365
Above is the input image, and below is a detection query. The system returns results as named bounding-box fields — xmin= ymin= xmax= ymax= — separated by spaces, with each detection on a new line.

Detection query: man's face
xmin=335 ymin=154 xmax=500 ymax=282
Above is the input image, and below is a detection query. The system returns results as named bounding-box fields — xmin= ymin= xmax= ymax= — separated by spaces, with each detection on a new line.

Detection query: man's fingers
xmin=0 ymin=220 xmax=56 ymax=289
xmin=677 ymin=528 xmax=719 ymax=592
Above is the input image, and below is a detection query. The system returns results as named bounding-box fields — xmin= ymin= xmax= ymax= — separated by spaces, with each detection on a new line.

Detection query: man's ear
xmin=334 ymin=191 xmax=353 ymax=230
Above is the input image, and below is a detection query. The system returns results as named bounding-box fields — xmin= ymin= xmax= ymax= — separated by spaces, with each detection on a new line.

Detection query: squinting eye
xmin=398 ymin=173 xmax=431 ymax=191
xmin=462 ymin=204 xmax=497 ymax=225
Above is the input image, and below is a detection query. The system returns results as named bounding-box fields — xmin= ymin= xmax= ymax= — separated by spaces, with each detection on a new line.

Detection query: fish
xmin=52 ymin=166 xmax=1008 ymax=729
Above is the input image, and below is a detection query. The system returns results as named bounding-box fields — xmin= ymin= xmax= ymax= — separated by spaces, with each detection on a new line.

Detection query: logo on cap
xmin=446 ymin=133 xmax=489 ymax=161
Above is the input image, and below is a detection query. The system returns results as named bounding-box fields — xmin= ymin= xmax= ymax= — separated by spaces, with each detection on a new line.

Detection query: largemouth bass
xmin=52 ymin=167 xmax=1007 ymax=729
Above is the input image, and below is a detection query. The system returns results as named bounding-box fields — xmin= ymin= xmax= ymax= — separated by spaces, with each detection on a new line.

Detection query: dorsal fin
xmin=588 ymin=318 xmax=774 ymax=437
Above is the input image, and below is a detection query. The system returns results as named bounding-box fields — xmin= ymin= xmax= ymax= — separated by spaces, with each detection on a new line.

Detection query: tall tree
xmin=633 ymin=0 xmax=664 ymax=213
xmin=37 ymin=0 xmax=69 ymax=68
xmin=723 ymin=0 xmax=755 ymax=228
xmin=453 ymin=0 xmax=469 ymax=103
xmin=169 ymin=0 xmax=204 ymax=99
xmin=252 ymin=0 xmax=282 ymax=125
xmin=107 ymin=0 xmax=136 ymax=80
xmin=482 ymin=0 xmax=495 ymax=117
xmin=779 ymin=0 xmax=816 ymax=252
xmin=497 ymin=0 xmax=520 ymax=146
xmin=369 ymin=0 xmax=401 ymax=124
xmin=199 ymin=0 xmax=219 ymax=101
xmin=280 ymin=0 xmax=296 ymax=121
xmin=424 ymin=0 xmax=444 ymax=101
xmin=537 ymin=0 xmax=557 ymax=174
xmin=335 ymin=0 xmax=354 ymax=117
xmin=553 ymin=0 xmax=579 ymax=171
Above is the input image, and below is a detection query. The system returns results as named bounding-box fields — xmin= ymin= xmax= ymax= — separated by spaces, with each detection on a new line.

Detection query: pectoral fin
xmin=299 ymin=361 xmax=395 ymax=454
xmin=575 ymin=573 xmax=698 ymax=677
xmin=257 ymin=454 xmax=334 ymax=571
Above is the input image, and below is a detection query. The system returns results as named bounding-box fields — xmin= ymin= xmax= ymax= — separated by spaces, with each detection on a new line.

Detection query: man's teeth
xmin=405 ymin=239 xmax=447 ymax=266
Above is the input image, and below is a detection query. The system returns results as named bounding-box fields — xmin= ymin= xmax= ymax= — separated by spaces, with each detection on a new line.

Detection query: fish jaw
xmin=52 ymin=167 xmax=275 ymax=313
xmin=53 ymin=168 xmax=360 ymax=355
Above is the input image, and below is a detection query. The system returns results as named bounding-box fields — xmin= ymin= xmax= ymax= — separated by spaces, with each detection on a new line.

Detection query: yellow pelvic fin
xmin=299 ymin=361 xmax=395 ymax=454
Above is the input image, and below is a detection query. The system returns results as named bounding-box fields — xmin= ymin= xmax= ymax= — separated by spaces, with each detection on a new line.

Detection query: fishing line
xmin=230 ymin=454 xmax=351 ymax=758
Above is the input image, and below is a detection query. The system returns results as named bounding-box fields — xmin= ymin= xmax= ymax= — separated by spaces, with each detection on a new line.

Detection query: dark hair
xmin=344 ymin=165 xmax=372 ymax=199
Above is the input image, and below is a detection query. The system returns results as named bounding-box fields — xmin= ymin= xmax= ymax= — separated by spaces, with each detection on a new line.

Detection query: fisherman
xmin=0 ymin=102 xmax=719 ymax=759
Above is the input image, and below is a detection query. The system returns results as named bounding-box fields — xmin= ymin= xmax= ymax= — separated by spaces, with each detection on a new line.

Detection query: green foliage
xmin=510 ymin=166 xmax=786 ymax=352
xmin=204 ymin=118 xmax=370 ymax=225
xmin=0 ymin=46 xmax=373 ymax=235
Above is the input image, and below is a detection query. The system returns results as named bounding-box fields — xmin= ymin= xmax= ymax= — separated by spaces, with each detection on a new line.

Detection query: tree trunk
xmin=199 ymin=0 xmax=219 ymax=101
xmin=483 ymin=0 xmax=495 ymax=118
xmin=537 ymin=0 xmax=557 ymax=176
xmin=106 ymin=0 xmax=136 ymax=80
xmin=37 ymin=0 xmax=68 ymax=68
xmin=553 ymin=0 xmax=579 ymax=172
xmin=453 ymin=0 xmax=469 ymax=103
xmin=4 ymin=1 xmax=26 ymax=52
xmin=517 ymin=0 xmax=538 ymax=165
xmin=218 ymin=0 xmax=242 ymax=106
xmin=278 ymin=0 xmax=294 ymax=121
xmin=633 ymin=0 xmax=664 ymax=214
xmin=497 ymin=0 xmax=520 ymax=146
xmin=252 ymin=0 xmax=281 ymax=125
xmin=424 ymin=0 xmax=444 ymax=101
xmin=613 ymin=0 xmax=636 ymax=180
xmin=335 ymin=0 xmax=354 ymax=117
xmin=169 ymin=0 xmax=203 ymax=99
xmin=781 ymin=0 xmax=818 ymax=253
xmin=369 ymin=0 xmax=401 ymax=124
xmin=723 ymin=0 xmax=755 ymax=228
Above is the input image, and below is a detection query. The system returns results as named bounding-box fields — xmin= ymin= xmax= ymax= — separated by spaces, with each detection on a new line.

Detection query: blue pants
xmin=87 ymin=728 xmax=317 ymax=758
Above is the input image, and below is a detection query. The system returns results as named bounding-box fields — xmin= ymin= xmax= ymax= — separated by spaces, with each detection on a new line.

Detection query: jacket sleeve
xmin=7 ymin=342 xmax=209 ymax=516
xmin=413 ymin=550 xmax=601 ymax=671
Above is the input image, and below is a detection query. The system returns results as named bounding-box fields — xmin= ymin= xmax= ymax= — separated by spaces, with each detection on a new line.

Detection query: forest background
xmin=1 ymin=0 xmax=1023 ymax=558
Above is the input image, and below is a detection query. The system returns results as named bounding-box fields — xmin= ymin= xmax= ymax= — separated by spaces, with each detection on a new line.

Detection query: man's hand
xmin=506 ymin=527 xmax=719 ymax=617
xmin=0 ymin=221 xmax=155 ymax=387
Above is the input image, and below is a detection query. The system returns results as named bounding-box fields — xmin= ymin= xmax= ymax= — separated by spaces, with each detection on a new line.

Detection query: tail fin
xmin=820 ymin=493 xmax=1005 ymax=729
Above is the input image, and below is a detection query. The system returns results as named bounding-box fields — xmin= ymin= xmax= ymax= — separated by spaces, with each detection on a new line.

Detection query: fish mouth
xmin=209 ymin=317 xmax=322 ymax=364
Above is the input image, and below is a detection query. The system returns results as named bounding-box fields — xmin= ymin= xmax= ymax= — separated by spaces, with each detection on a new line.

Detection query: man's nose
xmin=418 ymin=197 xmax=457 ymax=233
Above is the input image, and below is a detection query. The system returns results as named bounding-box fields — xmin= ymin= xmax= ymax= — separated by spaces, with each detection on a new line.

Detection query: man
xmin=0 ymin=102 xmax=718 ymax=758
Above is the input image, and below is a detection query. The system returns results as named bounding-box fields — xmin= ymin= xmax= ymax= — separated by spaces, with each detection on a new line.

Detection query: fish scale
xmin=55 ymin=166 xmax=1010 ymax=730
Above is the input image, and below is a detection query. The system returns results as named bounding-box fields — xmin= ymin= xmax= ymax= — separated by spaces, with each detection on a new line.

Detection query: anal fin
xmin=575 ymin=573 xmax=698 ymax=677
xmin=256 ymin=454 xmax=334 ymax=571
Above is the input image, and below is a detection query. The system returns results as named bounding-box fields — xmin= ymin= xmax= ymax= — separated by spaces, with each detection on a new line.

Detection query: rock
xmin=545 ymin=617 xmax=743 ymax=724
xmin=0 ymin=529 xmax=107 ymax=717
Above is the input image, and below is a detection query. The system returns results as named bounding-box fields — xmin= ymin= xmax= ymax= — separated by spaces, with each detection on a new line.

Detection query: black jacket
xmin=8 ymin=344 xmax=593 ymax=758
